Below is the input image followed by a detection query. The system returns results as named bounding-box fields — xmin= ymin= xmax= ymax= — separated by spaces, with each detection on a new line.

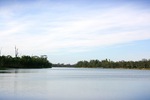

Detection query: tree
xmin=0 ymin=55 xmax=52 ymax=69
xmin=75 ymin=58 xmax=150 ymax=69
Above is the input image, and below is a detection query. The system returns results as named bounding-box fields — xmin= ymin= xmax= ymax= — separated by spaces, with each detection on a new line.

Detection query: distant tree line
xmin=0 ymin=55 xmax=52 ymax=69
xmin=75 ymin=59 xmax=150 ymax=69
xmin=52 ymin=63 xmax=75 ymax=67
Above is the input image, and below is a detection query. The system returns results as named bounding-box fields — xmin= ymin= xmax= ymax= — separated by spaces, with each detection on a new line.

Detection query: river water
xmin=0 ymin=67 xmax=150 ymax=100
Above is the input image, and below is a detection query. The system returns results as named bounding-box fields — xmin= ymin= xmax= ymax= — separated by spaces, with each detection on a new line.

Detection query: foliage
xmin=0 ymin=55 xmax=52 ymax=69
xmin=52 ymin=63 xmax=75 ymax=67
xmin=75 ymin=59 xmax=150 ymax=69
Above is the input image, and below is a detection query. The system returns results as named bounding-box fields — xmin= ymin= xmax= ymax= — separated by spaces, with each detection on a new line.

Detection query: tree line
xmin=75 ymin=59 xmax=150 ymax=69
xmin=0 ymin=55 xmax=52 ymax=69
xmin=1 ymin=55 xmax=150 ymax=69
xmin=52 ymin=63 xmax=75 ymax=67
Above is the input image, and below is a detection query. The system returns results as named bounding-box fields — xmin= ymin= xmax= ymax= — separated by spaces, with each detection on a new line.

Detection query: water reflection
xmin=0 ymin=69 xmax=40 ymax=73
xmin=0 ymin=68 xmax=150 ymax=100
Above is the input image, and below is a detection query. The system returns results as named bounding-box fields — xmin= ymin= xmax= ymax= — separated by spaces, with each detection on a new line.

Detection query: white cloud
xmin=0 ymin=2 xmax=150 ymax=57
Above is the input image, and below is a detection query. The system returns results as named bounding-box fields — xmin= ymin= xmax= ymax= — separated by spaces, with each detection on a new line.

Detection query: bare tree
xmin=0 ymin=48 xmax=2 ymax=56
xmin=15 ymin=46 xmax=18 ymax=57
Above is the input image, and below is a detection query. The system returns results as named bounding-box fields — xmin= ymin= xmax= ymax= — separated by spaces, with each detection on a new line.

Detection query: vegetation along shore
xmin=0 ymin=55 xmax=150 ymax=70
xmin=0 ymin=55 xmax=52 ymax=69
xmin=53 ymin=59 xmax=150 ymax=69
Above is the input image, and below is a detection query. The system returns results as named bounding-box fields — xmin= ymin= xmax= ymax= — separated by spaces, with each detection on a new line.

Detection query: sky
xmin=0 ymin=0 xmax=150 ymax=64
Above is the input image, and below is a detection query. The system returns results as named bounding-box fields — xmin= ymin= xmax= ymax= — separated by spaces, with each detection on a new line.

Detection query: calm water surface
xmin=0 ymin=67 xmax=150 ymax=100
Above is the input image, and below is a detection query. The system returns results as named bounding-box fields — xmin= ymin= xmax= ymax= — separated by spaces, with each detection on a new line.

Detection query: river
xmin=0 ymin=67 xmax=150 ymax=100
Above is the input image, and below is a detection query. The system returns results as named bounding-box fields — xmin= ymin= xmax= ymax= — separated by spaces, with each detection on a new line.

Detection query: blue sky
xmin=0 ymin=0 xmax=150 ymax=64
